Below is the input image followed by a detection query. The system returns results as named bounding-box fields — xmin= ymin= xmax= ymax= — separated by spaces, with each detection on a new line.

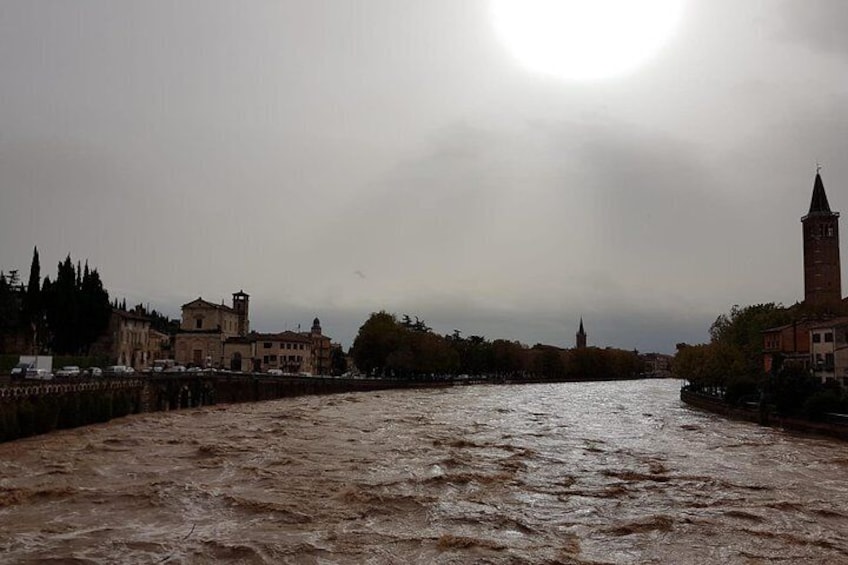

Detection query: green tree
xmin=709 ymin=303 xmax=792 ymax=377
xmin=532 ymin=346 xmax=566 ymax=379
xmin=330 ymin=346 xmax=348 ymax=376
xmin=351 ymin=311 xmax=404 ymax=377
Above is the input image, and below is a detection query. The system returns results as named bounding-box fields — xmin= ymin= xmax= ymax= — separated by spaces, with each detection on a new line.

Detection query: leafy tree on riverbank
xmin=676 ymin=303 xmax=790 ymax=396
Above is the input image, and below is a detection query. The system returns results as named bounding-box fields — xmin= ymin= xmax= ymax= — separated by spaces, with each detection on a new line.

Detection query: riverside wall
xmin=680 ymin=388 xmax=848 ymax=442
xmin=0 ymin=374 xmax=454 ymax=443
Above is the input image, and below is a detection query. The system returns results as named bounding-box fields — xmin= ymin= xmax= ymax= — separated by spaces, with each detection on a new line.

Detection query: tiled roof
xmin=248 ymin=330 xmax=312 ymax=344
xmin=181 ymin=297 xmax=236 ymax=312
xmin=807 ymin=316 xmax=848 ymax=330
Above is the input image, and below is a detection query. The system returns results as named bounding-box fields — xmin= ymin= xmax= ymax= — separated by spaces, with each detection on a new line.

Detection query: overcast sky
xmin=2 ymin=1 xmax=848 ymax=353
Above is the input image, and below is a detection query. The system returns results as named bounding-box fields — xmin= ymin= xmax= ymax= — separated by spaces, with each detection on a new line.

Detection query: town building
xmin=173 ymin=291 xmax=249 ymax=367
xmin=808 ymin=317 xmax=848 ymax=386
xmin=148 ymin=328 xmax=172 ymax=362
xmin=223 ymin=331 xmax=313 ymax=374
xmin=305 ymin=317 xmax=332 ymax=375
xmin=173 ymin=289 xmax=336 ymax=373
xmin=640 ymin=352 xmax=673 ymax=376
xmin=90 ymin=307 xmax=154 ymax=370
xmin=762 ymin=320 xmax=817 ymax=373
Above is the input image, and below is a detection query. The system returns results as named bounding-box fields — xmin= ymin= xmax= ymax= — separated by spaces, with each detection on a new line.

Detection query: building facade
xmin=305 ymin=317 xmax=332 ymax=375
xmin=90 ymin=307 xmax=153 ymax=370
xmin=174 ymin=291 xmax=249 ymax=367
xmin=809 ymin=318 xmax=848 ymax=386
xmin=223 ymin=331 xmax=313 ymax=374
xmin=641 ymin=353 xmax=673 ymax=376
xmin=762 ymin=320 xmax=817 ymax=373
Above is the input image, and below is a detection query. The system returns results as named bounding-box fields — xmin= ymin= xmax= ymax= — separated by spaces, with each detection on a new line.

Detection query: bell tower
xmin=576 ymin=318 xmax=587 ymax=349
xmin=802 ymin=171 xmax=841 ymax=309
xmin=232 ymin=290 xmax=250 ymax=336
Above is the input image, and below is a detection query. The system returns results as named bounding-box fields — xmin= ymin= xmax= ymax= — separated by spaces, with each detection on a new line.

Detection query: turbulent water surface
xmin=0 ymin=379 xmax=847 ymax=564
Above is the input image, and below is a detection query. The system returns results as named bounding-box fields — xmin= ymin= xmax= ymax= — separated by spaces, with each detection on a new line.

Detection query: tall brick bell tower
xmin=802 ymin=171 xmax=841 ymax=309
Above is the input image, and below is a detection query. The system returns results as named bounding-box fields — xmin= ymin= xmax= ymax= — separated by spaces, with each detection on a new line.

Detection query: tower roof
xmin=808 ymin=172 xmax=832 ymax=215
xmin=577 ymin=317 xmax=585 ymax=336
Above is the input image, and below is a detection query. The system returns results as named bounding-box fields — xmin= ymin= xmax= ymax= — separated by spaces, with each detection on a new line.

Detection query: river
xmin=0 ymin=379 xmax=846 ymax=564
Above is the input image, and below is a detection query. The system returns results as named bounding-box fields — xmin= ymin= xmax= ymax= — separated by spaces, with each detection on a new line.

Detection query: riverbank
xmin=680 ymin=387 xmax=848 ymax=441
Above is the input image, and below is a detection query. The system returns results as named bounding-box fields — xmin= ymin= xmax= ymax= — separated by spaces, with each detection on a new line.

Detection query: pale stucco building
xmin=223 ymin=331 xmax=313 ymax=374
xmin=174 ymin=291 xmax=249 ymax=367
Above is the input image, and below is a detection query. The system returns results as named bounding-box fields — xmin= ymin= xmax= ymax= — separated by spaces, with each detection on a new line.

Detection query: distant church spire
xmin=802 ymin=170 xmax=841 ymax=309
xmin=808 ymin=171 xmax=832 ymax=215
xmin=576 ymin=318 xmax=587 ymax=349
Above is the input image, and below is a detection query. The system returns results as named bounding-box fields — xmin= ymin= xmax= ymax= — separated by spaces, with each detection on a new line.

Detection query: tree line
xmin=0 ymin=247 xmax=112 ymax=355
xmin=350 ymin=311 xmax=643 ymax=381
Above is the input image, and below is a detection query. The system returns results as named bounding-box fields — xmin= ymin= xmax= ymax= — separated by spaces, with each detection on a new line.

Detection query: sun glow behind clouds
xmin=491 ymin=0 xmax=684 ymax=81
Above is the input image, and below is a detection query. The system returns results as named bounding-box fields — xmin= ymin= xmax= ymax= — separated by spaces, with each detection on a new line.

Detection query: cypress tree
xmin=23 ymin=247 xmax=41 ymax=349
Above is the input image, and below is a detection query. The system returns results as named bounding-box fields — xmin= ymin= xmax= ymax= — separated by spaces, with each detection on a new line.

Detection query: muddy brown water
xmin=0 ymin=379 xmax=846 ymax=564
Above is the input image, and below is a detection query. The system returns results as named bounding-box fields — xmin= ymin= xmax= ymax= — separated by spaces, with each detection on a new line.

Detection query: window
xmin=826 ymin=353 xmax=835 ymax=370
xmin=263 ymin=355 xmax=269 ymax=363
xmin=286 ymin=343 xmax=291 ymax=350
xmin=813 ymin=333 xmax=821 ymax=343
xmin=270 ymin=355 xmax=277 ymax=362
xmin=264 ymin=342 xmax=272 ymax=349
xmin=195 ymin=318 xmax=202 ymax=329
xmin=825 ymin=332 xmax=834 ymax=343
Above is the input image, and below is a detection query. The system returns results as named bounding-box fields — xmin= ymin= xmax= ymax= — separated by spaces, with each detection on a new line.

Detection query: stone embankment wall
xmin=680 ymin=388 xmax=848 ymax=442
xmin=0 ymin=374 xmax=453 ymax=443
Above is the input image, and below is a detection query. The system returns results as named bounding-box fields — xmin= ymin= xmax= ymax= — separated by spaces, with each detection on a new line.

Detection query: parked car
xmin=151 ymin=359 xmax=176 ymax=373
xmin=164 ymin=365 xmax=186 ymax=373
xmin=84 ymin=367 xmax=103 ymax=378
xmin=103 ymin=365 xmax=131 ymax=377
xmin=25 ymin=368 xmax=53 ymax=381
xmin=55 ymin=366 xmax=81 ymax=378
xmin=267 ymin=368 xmax=284 ymax=376
xmin=10 ymin=362 xmax=32 ymax=380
